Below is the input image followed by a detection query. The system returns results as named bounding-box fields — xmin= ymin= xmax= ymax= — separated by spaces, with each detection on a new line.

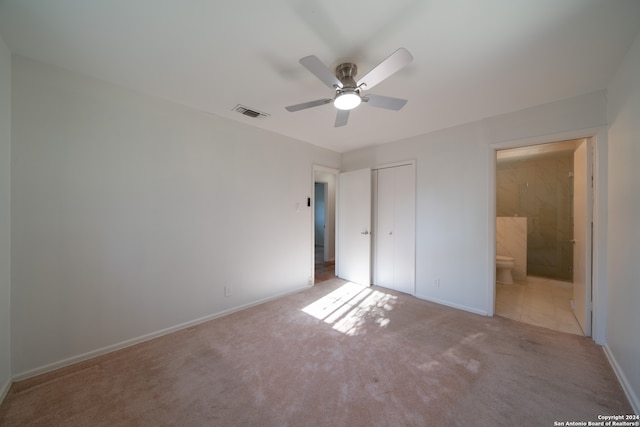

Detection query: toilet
xmin=496 ymin=255 xmax=515 ymax=284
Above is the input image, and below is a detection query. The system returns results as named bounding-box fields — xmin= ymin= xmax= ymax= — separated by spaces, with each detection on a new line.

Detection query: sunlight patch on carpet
xmin=301 ymin=282 xmax=397 ymax=336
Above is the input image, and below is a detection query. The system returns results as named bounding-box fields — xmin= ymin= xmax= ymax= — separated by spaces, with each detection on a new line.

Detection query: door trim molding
xmin=488 ymin=126 xmax=606 ymax=343
xmin=373 ymin=159 xmax=416 ymax=171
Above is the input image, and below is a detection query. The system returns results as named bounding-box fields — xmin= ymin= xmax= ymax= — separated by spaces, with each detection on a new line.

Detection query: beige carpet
xmin=0 ymin=278 xmax=631 ymax=426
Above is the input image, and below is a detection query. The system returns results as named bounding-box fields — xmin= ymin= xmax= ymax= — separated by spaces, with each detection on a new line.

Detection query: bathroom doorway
xmin=494 ymin=138 xmax=592 ymax=336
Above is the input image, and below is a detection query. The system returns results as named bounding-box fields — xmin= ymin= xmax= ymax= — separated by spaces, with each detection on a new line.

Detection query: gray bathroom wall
xmin=496 ymin=153 xmax=574 ymax=281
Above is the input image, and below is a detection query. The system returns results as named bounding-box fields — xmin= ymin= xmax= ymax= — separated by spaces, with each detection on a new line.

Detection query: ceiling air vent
xmin=232 ymin=104 xmax=270 ymax=119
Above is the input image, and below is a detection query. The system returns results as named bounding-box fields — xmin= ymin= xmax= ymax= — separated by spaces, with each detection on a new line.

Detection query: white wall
xmin=0 ymin=35 xmax=12 ymax=399
xmin=605 ymin=31 xmax=640 ymax=413
xmin=10 ymin=56 xmax=341 ymax=377
xmin=342 ymin=91 xmax=607 ymax=316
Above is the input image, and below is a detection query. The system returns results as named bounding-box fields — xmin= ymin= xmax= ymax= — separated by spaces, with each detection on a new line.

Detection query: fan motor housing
xmin=336 ymin=63 xmax=358 ymax=88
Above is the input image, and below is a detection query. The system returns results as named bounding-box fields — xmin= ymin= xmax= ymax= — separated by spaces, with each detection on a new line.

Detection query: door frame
xmin=488 ymin=126 xmax=607 ymax=343
xmin=311 ymin=165 xmax=340 ymax=285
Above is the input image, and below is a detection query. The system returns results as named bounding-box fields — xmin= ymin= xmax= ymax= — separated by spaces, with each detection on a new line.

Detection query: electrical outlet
xmin=308 ymin=276 xmax=313 ymax=285
xmin=434 ymin=279 xmax=440 ymax=287
xmin=224 ymin=286 xmax=232 ymax=297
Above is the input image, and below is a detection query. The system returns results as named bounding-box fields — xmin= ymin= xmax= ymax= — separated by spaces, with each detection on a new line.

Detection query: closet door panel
xmin=393 ymin=164 xmax=416 ymax=294
xmin=337 ymin=168 xmax=372 ymax=286
xmin=375 ymin=168 xmax=395 ymax=287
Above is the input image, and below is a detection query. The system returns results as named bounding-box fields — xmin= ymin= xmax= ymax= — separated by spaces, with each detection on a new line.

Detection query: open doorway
xmin=494 ymin=138 xmax=592 ymax=336
xmin=313 ymin=166 xmax=338 ymax=283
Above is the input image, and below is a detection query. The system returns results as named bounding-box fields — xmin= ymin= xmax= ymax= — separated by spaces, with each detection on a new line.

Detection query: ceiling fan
xmin=285 ymin=48 xmax=413 ymax=127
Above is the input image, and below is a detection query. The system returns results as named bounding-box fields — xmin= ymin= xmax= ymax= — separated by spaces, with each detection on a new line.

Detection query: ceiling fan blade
xmin=300 ymin=55 xmax=343 ymax=89
xmin=363 ymin=94 xmax=408 ymax=111
xmin=285 ymin=98 xmax=332 ymax=112
xmin=356 ymin=48 xmax=413 ymax=90
xmin=335 ymin=110 xmax=349 ymax=127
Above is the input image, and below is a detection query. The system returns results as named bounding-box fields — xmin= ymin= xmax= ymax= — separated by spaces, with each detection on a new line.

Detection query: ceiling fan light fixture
xmin=285 ymin=48 xmax=413 ymax=127
xmin=334 ymin=91 xmax=361 ymax=110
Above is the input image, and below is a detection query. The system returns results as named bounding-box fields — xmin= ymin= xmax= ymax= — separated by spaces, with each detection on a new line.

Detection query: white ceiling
xmin=1 ymin=0 xmax=639 ymax=153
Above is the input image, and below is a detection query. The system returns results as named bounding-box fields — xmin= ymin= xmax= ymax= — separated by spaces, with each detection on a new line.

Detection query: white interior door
xmin=337 ymin=169 xmax=372 ymax=286
xmin=572 ymin=139 xmax=592 ymax=336
xmin=374 ymin=164 xmax=415 ymax=294
xmin=392 ymin=164 xmax=416 ymax=294
xmin=374 ymin=168 xmax=395 ymax=287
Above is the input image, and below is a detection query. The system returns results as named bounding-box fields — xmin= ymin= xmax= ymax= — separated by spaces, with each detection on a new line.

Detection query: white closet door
xmin=393 ymin=164 xmax=416 ymax=294
xmin=374 ymin=164 xmax=415 ymax=294
xmin=375 ymin=168 xmax=395 ymax=288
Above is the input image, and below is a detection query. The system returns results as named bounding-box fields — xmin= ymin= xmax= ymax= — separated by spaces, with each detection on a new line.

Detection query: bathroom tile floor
xmin=496 ymin=276 xmax=584 ymax=335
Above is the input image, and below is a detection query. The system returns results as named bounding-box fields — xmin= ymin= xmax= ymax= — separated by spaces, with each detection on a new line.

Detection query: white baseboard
xmin=12 ymin=285 xmax=310 ymax=382
xmin=603 ymin=344 xmax=640 ymax=415
xmin=0 ymin=377 xmax=10 ymax=404
xmin=414 ymin=293 xmax=490 ymax=317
